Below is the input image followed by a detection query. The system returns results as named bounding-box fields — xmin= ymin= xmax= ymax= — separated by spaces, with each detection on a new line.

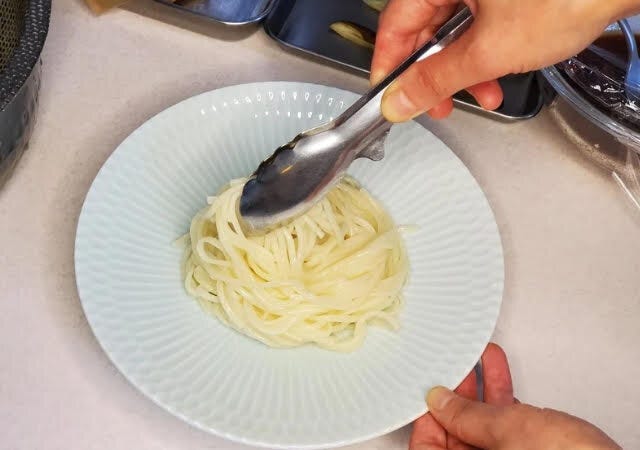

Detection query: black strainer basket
xmin=0 ymin=0 xmax=50 ymax=189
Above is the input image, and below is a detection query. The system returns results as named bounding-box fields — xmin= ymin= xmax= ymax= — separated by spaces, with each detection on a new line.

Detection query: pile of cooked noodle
xmin=181 ymin=176 xmax=408 ymax=352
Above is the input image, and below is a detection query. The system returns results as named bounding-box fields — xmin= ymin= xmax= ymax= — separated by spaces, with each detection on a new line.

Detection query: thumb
xmin=426 ymin=386 xmax=503 ymax=449
xmin=380 ymin=27 xmax=495 ymax=122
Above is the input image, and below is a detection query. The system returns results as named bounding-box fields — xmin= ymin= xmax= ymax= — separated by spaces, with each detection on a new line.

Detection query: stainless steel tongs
xmin=239 ymin=7 xmax=474 ymax=231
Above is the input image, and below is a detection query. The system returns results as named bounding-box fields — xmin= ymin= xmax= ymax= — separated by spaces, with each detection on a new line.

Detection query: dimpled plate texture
xmin=75 ymin=82 xmax=504 ymax=449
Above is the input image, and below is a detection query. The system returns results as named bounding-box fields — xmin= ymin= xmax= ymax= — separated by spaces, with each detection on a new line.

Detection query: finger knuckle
xmin=413 ymin=64 xmax=448 ymax=101
xmin=450 ymin=401 xmax=474 ymax=439
xmin=376 ymin=28 xmax=396 ymax=44
xmin=466 ymin=38 xmax=497 ymax=80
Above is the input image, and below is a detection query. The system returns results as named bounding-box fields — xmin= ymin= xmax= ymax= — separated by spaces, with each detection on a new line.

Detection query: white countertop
xmin=1 ymin=1 xmax=639 ymax=449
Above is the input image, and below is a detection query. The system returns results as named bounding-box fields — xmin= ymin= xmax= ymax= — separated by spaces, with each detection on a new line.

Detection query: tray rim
xmin=152 ymin=0 xmax=277 ymax=26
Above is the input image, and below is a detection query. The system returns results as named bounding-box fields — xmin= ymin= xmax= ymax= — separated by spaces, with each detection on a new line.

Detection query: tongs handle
xmin=333 ymin=7 xmax=474 ymax=157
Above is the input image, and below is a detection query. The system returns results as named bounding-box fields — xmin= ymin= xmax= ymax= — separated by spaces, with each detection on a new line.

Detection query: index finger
xmin=371 ymin=0 xmax=457 ymax=84
xmin=410 ymin=412 xmax=446 ymax=449
xmin=481 ymin=343 xmax=514 ymax=406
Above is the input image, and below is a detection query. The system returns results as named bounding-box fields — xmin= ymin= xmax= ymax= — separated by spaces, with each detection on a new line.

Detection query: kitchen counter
xmin=1 ymin=1 xmax=639 ymax=449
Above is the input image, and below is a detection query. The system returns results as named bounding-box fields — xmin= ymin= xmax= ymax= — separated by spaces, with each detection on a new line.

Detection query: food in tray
xmin=363 ymin=0 xmax=388 ymax=12
xmin=329 ymin=21 xmax=376 ymax=50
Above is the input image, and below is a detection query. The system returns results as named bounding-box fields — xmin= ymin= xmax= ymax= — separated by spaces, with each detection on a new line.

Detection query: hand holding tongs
xmin=240 ymin=7 xmax=474 ymax=231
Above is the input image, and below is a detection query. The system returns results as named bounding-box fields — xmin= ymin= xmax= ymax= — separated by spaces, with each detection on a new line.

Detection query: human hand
xmin=372 ymin=0 xmax=640 ymax=121
xmin=410 ymin=343 xmax=621 ymax=450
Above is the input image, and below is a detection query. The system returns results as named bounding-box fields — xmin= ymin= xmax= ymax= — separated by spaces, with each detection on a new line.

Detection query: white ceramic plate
xmin=75 ymin=82 xmax=503 ymax=449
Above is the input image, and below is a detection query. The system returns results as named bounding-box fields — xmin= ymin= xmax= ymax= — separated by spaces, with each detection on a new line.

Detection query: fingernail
xmin=381 ymin=83 xmax=420 ymax=122
xmin=370 ymin=69 xmax=386 ymax=86
xmin=426 ymin=386 xmax=455 ymax=411
xmin=412 ymin=445 xmax=443 ymax=450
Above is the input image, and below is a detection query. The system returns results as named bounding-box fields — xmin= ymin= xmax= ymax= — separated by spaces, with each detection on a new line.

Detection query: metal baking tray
xmin=263 ymin=0 xmax=543 ymax=121
xmin=152 ymin=0 xmax=544 ymax=121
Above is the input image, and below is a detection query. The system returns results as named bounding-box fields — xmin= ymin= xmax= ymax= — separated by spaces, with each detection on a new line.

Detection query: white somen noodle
xmin=181 ymin=176 xmax=409 ymax=352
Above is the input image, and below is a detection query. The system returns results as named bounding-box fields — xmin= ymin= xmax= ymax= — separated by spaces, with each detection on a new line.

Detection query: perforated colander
xmin=0 ymin=0 xmax=50 ymax=189
xmin=0 ymin=0 xmax=27 ymax=71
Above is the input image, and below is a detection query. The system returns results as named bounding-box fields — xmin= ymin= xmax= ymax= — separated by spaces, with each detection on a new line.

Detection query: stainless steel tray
xmin=263 ymin=0 xmax=543 ymax=122
xmin=152 ymin=0 xmax=544 ymax=122
xmin=265 ymin=0 xmax=379 ymax=73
